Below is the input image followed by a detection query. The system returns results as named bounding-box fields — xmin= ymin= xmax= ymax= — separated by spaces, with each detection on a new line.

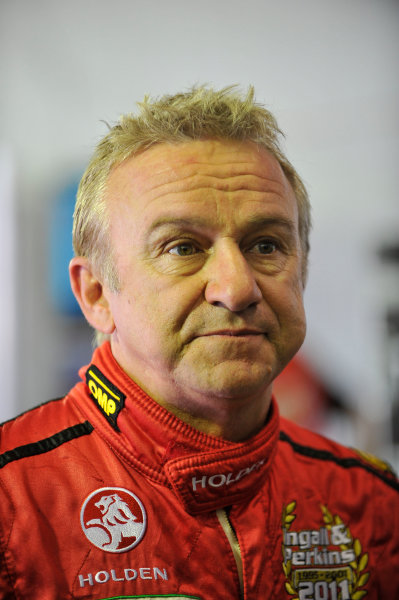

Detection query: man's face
xmin=104 ymin=139 xmax=306 ymax=411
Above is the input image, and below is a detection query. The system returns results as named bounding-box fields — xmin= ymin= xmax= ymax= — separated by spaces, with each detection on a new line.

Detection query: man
xmin=0 ymin=86 xmax=397 ymax=599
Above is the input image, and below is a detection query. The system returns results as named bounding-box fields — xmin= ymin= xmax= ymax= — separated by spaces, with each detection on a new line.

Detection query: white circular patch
xmin=80 ymin=487 xmax=147 ymax=553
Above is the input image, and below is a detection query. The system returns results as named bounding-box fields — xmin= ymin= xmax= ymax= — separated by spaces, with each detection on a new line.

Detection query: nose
xmin=204 ymin=240 xmax=262 ymax=312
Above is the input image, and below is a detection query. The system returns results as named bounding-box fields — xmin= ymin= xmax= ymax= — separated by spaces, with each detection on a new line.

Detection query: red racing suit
xmin=0 ymin=342 xmax=398 ymax=599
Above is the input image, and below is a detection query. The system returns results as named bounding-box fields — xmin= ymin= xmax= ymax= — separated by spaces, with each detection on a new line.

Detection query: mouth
xmin=201 ymin=329 xmax=265 ymax=337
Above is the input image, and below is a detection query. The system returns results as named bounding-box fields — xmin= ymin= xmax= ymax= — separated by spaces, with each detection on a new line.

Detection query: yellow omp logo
xmin=88 ymin=372 xmax=118 ymax=416
xmin=86 ymin=365 xmax=126 ymax=430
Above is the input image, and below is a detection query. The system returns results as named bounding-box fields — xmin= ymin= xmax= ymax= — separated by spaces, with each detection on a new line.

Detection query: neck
xmin=154 ymin=391 xmax=273 ymax=442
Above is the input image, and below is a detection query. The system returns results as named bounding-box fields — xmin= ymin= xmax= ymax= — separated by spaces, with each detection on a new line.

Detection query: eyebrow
xmin=148 ymin=216 xmax=211 ymax=235
xmin=148 ymin=214 xmax=296 ymax=236
xmin=245 ymin=214 xmax=296 ymax=232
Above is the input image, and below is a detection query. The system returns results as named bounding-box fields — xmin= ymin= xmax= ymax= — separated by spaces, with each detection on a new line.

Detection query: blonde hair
xmin=72 ymin=85 xmax=311 ymax=344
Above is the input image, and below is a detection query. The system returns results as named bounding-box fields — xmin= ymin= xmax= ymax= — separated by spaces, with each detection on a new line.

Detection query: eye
xmin=168 ymin=242 xmax=199 ymax=256
xmin=250 ymin=239 xmax=278 ymax=255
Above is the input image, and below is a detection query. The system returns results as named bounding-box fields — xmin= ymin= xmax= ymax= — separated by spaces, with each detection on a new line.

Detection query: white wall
xmin=1 ymin=0 xmax=398 ymax=455
xmin=0 ymin=146 xmax=17 ymax=422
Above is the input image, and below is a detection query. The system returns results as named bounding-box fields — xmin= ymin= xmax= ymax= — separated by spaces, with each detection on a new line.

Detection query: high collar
xmin=76 ymin=342 xmax=280 ymax=515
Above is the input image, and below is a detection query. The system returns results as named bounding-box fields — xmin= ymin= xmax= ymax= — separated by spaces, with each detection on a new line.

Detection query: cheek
xmin=262 ymin=270 xmax=304 ymax=310
xmin=263 ymin=276 xmax=306 ymax=340
xmin=284 ymin=287 xmax=306 ymax=345
xmin=284 ymin=284 xmax=306 ymax=329
xmin=287 ymin=278 xmax=305 ymax=312
xmin=111 ymin=284 xmax=182 ymax=343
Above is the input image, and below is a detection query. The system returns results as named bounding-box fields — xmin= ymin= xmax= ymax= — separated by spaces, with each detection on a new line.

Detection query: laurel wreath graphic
xmin=321 ymin=505 xmax=369 ymax=600
xmin=281 ymin=500 xmax=299 ymax=600
xmin=281 ymin=501 xmax=369 ymax=600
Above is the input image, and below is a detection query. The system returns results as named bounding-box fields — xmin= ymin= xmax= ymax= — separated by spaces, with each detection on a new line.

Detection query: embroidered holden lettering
xmin=192 ymin=475 xmax=207 ymax=491
xmin=95 ymin=571 xmax=109 ymax=584
xmin=79 ymin=573 xmax=93 ymax=587
xmin=140 ymin=568 xmax=152 ymax=579
xmin=191 ymin=458 xmax=266 ymax=491
xmin=208 ymin=474 xmax=226 ymax=487
xmin=154 ymin=567 xmax=168 ymax=580
xmin=231 ymin=467 xmax=249 ymax=483
xmin=111 ymin=569 xmax=124 ymax=582
xmin=125 ymin=568 xmax=137 ymax=581
xmin=225 ymin=472 xmax=236 ymax=485
xmin=78 ymin=567 xmax=168 ymax=588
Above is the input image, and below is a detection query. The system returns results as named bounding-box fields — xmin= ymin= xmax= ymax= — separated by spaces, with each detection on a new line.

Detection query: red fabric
xmin=0 ymin=342 xmax=398 ymax=599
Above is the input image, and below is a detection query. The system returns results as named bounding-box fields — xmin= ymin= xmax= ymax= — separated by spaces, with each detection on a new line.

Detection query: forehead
xmin=108 ymin=139 xmax=289 ymax=192
xmin=106 ymin=139 xmax=297 ymax=227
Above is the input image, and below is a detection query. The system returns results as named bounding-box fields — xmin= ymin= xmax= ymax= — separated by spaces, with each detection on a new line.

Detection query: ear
xmin=69 ymin=257 xmax=115 ymax=334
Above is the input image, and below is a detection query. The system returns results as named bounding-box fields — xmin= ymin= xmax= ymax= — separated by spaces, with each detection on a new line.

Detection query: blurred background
xmin=0 ymin=0 xmax=398 ymax=468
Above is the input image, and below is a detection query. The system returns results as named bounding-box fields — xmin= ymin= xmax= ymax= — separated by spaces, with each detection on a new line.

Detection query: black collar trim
xmin=279 ymin=430 xmax=399 ymax=493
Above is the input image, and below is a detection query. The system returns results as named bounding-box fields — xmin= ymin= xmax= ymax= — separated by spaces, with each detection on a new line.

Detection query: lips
xmin=201 ymin=329 xmax=265 ymax=337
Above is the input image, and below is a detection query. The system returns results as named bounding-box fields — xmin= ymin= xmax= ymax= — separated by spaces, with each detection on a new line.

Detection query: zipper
xmin=216 ymin=508 xmax=244 ymax=599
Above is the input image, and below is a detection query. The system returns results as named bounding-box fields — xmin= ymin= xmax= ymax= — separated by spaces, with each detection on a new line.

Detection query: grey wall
xmin=1 ymin=0 xmax=398 ymax=457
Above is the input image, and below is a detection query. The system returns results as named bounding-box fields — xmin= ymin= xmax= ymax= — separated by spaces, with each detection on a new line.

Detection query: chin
xmin=188 ymin=363 xmax=274 ymax=401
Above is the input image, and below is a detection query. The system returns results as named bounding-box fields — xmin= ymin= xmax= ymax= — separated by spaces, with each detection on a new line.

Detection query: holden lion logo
xmin=80 ymin=487 xmax=147 ymax=553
